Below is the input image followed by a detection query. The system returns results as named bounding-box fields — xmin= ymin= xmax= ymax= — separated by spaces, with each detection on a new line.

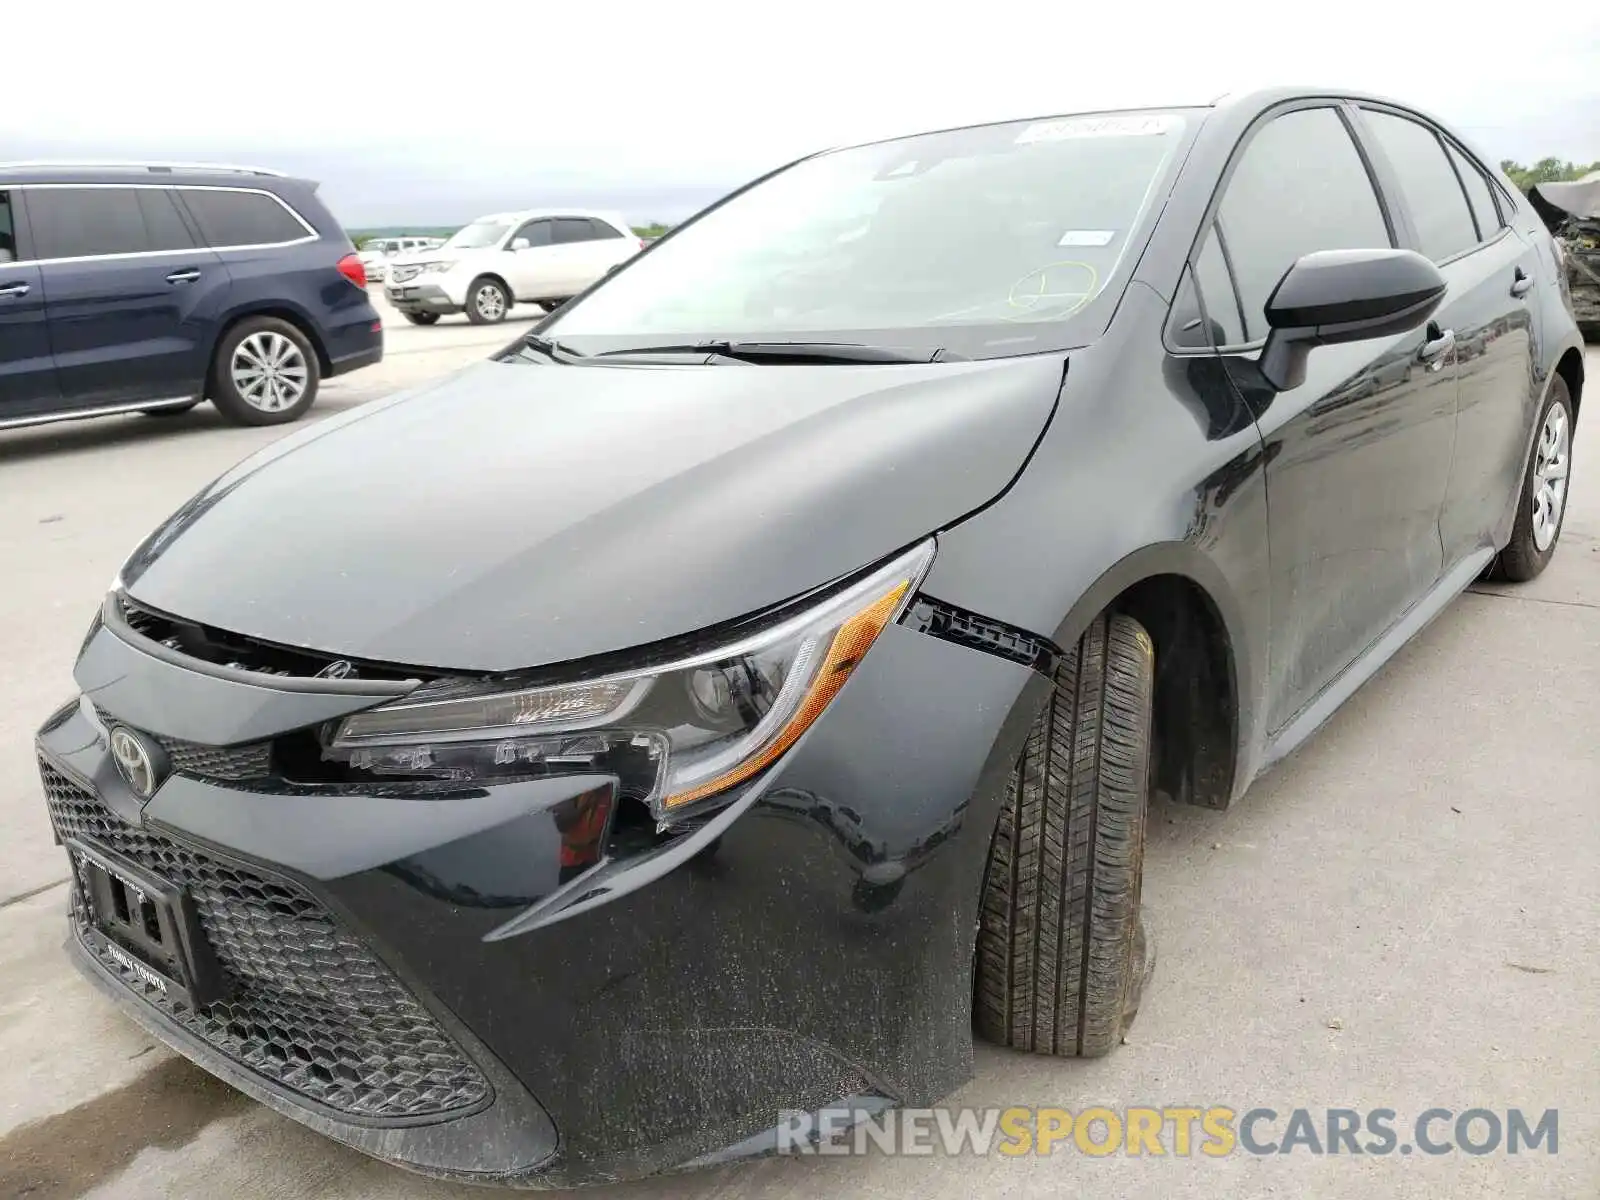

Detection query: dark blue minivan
xmin=0 ymin=162 xmax=382 ymax=430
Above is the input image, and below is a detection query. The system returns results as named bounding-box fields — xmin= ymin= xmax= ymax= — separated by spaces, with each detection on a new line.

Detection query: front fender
xmin=917 ymin=286 xmax=1274 ymax=795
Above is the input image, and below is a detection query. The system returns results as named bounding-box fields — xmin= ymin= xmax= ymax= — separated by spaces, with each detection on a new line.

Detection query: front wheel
xmin=1489 ymin=375 xmax=1574 ymax=582
xmin=208 ymin=317 xmax=320 ymax=427
xmin=402 ymin=311 xmax=441 ymax=326
xmin=465 ymin=278 xmax=510 ymax=325
xmin=974 ymin=611 xmax=1156 ymax=1059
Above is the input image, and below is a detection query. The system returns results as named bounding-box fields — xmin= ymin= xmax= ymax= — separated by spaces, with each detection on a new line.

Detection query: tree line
xmin=1500 ymin=158 xmax=1600 ymax=193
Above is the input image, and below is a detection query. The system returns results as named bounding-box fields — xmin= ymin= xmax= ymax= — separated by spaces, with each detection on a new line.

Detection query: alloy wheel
xmin=1531 ymin=402 xmax=1571 ymax=552
xmin=475 ymin=285 xmax=507 ymax=321
xmin=231 ymin=331 xmax=309 ymax=413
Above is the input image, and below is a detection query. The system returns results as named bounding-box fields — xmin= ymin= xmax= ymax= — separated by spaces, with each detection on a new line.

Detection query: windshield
xmin=446 ymin=220 xmax=512 ymax=250
xmin=543 ymin=111 xmax=1193 ymax=359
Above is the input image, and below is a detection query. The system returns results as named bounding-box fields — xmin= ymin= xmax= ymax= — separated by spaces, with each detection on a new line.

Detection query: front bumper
xmin=37 ymin=606 xmax=1042 ymax=1186
xmin=386 ymin=279 xmax=466 ymax=314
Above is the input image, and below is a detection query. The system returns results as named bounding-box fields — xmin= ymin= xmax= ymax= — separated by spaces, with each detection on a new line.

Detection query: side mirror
xmin=510 ymin=237 xmax=531 ymax=251
xmin=1258 ymin=248 xmax=1445 ymax=392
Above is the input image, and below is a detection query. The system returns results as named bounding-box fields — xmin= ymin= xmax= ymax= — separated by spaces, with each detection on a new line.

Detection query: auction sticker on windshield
xmin=1057 ymin=229 xmax=1118 ymax=247
xmin=1016 ymin=114 xmax=1181 ymax=143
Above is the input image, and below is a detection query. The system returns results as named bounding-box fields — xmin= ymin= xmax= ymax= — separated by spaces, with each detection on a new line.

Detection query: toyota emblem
xmin=109 ymin=726 xmax=162 ymax=799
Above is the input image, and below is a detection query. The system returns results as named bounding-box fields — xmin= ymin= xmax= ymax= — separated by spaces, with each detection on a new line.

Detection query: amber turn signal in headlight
xmin=324 ymin=540 xmax=935 ymax=820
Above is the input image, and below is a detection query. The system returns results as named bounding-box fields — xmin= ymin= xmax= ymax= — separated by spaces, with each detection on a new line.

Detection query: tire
xmin=208 ymin=317 xmax=321 ymax=427
xmin=141 ymin=401 xmax=200 ymax=417
xmin=540 ymin=298 xmax=569 ymax=313
xmin=975 ymin=611 xmax=1156 ymax=1059
xmin=403 ymin=311 xmax=441 ymax=326
xmin=1489 ymin=375 xmax=1574 ymax=583
xmin=465 ymin=277 xmax=510 ymax=325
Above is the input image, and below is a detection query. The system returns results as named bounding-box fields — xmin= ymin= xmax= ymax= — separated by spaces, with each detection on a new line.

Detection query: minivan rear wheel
xmin=974 ymin=611 xmax=1156 ymax=1059
xmin=208 ymin=317 xmax=321 ymax=426
xmin=403 ymin=312 xmax=441 ymax=326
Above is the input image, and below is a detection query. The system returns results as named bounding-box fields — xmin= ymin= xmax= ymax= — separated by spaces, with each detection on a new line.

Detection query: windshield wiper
xmin=498 ymin=333 xmax=586 ymax=364
xmin=592 ymin=340 xmax=962 ymax=365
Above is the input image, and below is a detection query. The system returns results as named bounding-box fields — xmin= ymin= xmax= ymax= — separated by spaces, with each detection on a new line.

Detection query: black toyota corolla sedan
xmin=37 ymin=87 xmax=1585 ymax=1186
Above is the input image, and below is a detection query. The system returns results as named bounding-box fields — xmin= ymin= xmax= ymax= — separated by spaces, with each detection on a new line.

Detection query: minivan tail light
xmin=337 ymin=254 xmax=368 ymax=289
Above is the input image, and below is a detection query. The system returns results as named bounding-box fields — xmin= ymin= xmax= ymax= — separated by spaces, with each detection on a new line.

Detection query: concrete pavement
xmin=1 ymin=326 xmax=1594 ymax=1199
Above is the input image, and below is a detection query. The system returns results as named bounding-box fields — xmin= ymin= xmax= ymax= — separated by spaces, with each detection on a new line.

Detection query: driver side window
xmin=1214 ymin=106 xmax=1392 ymax=341
xmin=514 ymin=220 xmax=553 ymax=248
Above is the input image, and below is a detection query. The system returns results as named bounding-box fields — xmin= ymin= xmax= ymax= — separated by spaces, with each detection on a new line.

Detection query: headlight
xmin=324 ymin=540 xmax=934 ymax=819
xmin=419 ymin=260 xmax=457 ymax=275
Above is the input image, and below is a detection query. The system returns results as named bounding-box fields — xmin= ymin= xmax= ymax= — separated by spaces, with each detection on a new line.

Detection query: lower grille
xmin=39 ymin=759 xmax=490 ymax=1122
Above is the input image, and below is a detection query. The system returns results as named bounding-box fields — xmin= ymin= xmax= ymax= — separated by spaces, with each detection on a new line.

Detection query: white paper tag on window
xmin=1058 ymin=229 xmax=1116 ymax=247
xmin=1016 ymin=114 xmax=1180 ymax=144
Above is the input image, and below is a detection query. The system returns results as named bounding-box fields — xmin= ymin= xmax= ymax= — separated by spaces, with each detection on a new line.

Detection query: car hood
xmin=389 ymin=247 xmax=491 ymax=266
xmin=119 ymin=355 xmax=1064 ymax=672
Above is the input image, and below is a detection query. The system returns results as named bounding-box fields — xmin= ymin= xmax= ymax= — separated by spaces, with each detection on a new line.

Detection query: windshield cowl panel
xmin=543 ymin=109 xmax=1201 ymax=361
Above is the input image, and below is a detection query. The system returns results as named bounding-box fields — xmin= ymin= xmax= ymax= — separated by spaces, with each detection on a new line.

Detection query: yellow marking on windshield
xmin=1004 ymin=261 xmax=1100 ymax=321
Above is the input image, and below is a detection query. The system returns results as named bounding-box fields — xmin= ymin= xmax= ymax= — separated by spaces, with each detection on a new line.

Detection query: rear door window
xmin=137 ymin=188 xmax=198 ymax=251
xmin=179 ymin=188 xmax=311 ymax=248
xmin=0 ymin=190 xmax=15 ymax=261
xmin=32 ymin=187 xmax=152 ymax=259
xmin=554 ymin=218 xmax=602 ymax=244
xmin=1445 ymin=142 xmax=1503 ymax=243
xmin=1358 ymin=110 xmax=1479 ymax=263
xmin=1214 ymin=106 xmax=1392 ymax=340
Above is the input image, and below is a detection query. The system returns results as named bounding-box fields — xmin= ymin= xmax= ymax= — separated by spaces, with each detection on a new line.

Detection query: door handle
xmin=0 ymin=281 xmax=29 ymax=298
xmin=1418 ymin=322 xmax=1455 ymax=371
xmin=1510 ymin=267 xmax=1533 ymax=299
xmin=166 ymin=268 xmax=202 ymax=284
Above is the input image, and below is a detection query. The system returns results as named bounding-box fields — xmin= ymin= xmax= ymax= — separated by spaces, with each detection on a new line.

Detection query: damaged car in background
xmin=1530 ymin=169 xmax=1600 ymax=337
xmin=35 ymin=86 xmax=1585 ymax=1187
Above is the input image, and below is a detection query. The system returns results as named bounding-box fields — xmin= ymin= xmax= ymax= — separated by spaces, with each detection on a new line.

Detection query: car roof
xmin=0 ymin=161 xmax=309 ymax=189
xmin=821 ymin=85 xmax=1471 ymax=157
xmin=468 ymin=208 xmax=631 ymax=227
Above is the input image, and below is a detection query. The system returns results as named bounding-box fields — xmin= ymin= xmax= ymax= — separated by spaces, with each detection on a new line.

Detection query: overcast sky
xmin=8 ymin=1 xmax=1599 ymax=227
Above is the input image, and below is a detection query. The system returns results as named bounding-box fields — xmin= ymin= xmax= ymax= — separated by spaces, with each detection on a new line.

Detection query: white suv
xmin=384 ymin=209 xmax=640 ymax=325
xmin=358 ymin=236 xmax=443 ymax=283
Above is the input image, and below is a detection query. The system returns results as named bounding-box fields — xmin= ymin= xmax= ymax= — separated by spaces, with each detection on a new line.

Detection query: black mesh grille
xmin=39 ymin=760 xmax=490 ymax=1122
xmin=152 ymin=735 xmax=273 ymax=782
xmin=92 ymin=707 xmax=272 ymax=783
